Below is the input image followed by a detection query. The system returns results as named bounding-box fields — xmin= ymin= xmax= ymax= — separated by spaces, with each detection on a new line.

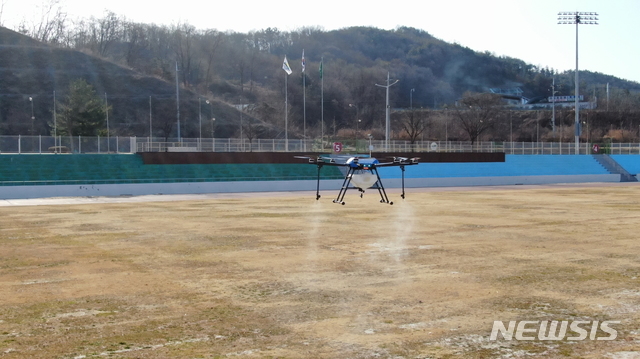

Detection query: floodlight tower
xmin=557 ymin=11 xmax=598 ymax=154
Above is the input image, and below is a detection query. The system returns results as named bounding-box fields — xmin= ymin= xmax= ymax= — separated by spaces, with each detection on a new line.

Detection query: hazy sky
xmin=3 ymin=0 xmax=639 ymax=83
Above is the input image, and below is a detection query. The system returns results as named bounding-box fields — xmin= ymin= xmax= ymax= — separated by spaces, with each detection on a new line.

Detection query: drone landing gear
xmin=400 ymin=164 xmax=406 ymax=201
xmin=311 ymin=158 xmax=408 ymax=205
xmin=329 ymin=167 xmax=394 ymax=205
xmin=314 ymin=162 xmax=324 ymax=201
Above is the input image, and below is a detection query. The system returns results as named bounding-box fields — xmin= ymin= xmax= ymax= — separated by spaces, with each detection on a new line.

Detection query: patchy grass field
xmin=1 ymin=185 xmax=640 ymax=358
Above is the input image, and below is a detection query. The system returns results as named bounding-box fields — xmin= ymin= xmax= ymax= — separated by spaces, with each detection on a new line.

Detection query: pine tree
xmin=55 ymin=79 xmax=109 ymax=137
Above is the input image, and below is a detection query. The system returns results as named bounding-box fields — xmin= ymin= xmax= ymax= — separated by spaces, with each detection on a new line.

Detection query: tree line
xmin=5 ymin=2 xmax=640 ymax=144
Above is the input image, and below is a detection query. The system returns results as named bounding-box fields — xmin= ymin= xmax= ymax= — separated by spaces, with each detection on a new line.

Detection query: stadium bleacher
xmin=378 ymin=155 xmax=611 ymax=178
xmin=1 ymin=153 xmax=637 ymax=199
xmin=611 ymin=155 xmax=640 ymax=176
xmin=0 ymin=154 xmax=343 ymax=186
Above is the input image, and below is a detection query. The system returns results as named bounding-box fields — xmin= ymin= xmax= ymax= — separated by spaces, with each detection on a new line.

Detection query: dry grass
xmin=1 ymin=185 xmax=640 ymax=358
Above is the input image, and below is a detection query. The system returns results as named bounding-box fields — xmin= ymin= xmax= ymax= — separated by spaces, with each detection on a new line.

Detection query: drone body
xmin=296 ymin=155 xmax=419 ymax=205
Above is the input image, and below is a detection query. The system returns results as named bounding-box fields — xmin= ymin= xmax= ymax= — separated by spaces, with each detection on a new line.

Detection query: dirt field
xmin=1 ymin=184 xmax=640 ymax=358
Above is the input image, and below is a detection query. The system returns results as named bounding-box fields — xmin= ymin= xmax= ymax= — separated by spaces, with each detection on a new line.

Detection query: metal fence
xmin=0 ymin=135 xmax=134 ymax=154
xmin=1 ymin=135 xmax=640 ymax=155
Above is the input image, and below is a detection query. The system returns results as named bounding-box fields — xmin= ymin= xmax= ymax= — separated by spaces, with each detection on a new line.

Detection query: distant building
xmin=489 ymin=87 xmax=596 ymax=110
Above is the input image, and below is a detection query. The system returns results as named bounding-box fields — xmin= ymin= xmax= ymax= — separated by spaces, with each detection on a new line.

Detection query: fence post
xmin=116 ymin=136 xmax=119 ymax=153
xmin=39 ymin=135 xmax=42 ymax=154
xmin=18 ymin=135 xmax=21 ymax=154
xmin=78 ymin=135 xmax=81 ymax=153
xmin=131 ymin=136 xmax=136 ymax=153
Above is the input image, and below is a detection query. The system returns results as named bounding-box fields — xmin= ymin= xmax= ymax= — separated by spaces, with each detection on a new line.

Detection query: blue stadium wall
xmin=0 ymin=154 xmax=637 ymax=200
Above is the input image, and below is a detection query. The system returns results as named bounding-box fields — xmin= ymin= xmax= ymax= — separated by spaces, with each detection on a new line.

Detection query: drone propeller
xmin=384 ymin=156 xmax=421 ymax=164
xmin=294 ymin=155 xmax=318 ymax=164
xmin=384 ymin=156 xmax=406 ymax=163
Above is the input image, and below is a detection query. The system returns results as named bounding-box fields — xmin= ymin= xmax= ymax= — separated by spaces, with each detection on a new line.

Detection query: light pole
xmin=410 ymin=88 xmax=415 ymax=109
xmin=536 ymin=117 xmax=540 ymax=154
xmin=175 ymin=62 xmax=181 ymax=142
xmin=410 ymin=88 xmax=416 ymax=147
xmin=53 ymin=91 xmax=57 ymax=152
xmin=206 ymin=100 xmax=212 ymax=138
xmin=149 ymin=96 xmax=152 ymax=146
xmin=105 ymin=93 xmax=110 ymax=152
xmin=443 ymin=106 xmax=449 ymax=152
xmin=510 ymin=110 xmax=513 ymax=155
xmin=198 ymin=97 xmax=203 ymax=144
xmin=375 ymin=72 xmax=399 ymax=151
xmin=239 ymin=102 xmax=244 ymax=151
xmin=29 ymin=97 xmax=35 ymax=135
xmin=349 ymin=103 xmax=358 ymax=153
xmin=356 ymin=119 xmax=361 ymax=153
xmin=558 ymin=11 xmax=598 ymax=154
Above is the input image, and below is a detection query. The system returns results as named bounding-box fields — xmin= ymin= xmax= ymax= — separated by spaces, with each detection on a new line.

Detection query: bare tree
xmin=399 ymin=109 xmax=429 ymax=145
xmin=0 ymin=0 xmax=6 ymax=27
xmin=159 ymin=117 xmax=174 ymax=142
xmin=80 ymin=11 xmax=123 ymax=57
xmin=242 ymin=120 xmax=265 ymax=152
xmin=146 ymin=24 xmax=173 ymax=76
xmin=172 ymin=23 xmax=196 ymax=87
xmin=123 ymin=22 xmax=148 ymax=68
xmin=18 ymin=0 xmax=67 ymax=44
xmin=454 ymin=92 xmax=504 ymax=144
xmin=201 ymin=30 xmax=224 ymax=89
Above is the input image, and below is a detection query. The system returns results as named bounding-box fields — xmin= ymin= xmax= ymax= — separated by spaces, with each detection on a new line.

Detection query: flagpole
xmin=175 ymin=61 xmax=180 ymax=142
xmin=282 ymin=56 xmax=292 ymax=152
xmin=285 ymin=70 xmax=288 ymax=152
xmin=302 ymin=50 xmax=306 ymax=152
xmin=320 ymin=57 xmax=324 ymax=151
xmin=303 ymin=74 xmax=306 ymax=151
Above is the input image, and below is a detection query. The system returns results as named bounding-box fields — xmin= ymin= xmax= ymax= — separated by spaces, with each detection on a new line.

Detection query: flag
xmin=301 ymin=50 xmax=306 ymax=72
xmin=282 ymin=56 xmax=292 ymax=75
xmin=319 ymin=60 xmax=323 ymax=79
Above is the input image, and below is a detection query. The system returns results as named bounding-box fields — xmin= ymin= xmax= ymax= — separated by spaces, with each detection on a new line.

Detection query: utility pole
xmin=558 ymin=11 xmax=598 ymax=154
xmin=551 ymin=78 xmax=558 ymax=135
xmin=375 ymin=72 xmax=398 ymax=151
xmin=175 ymin=61 xmax=181 ymax=141
xmin=53 ymin=91 xmax=57 ymax=152
xmin=105 ymin=93 xmax=110 ymax=152
xmin=149 ymin=96 xmax=152 ymax=140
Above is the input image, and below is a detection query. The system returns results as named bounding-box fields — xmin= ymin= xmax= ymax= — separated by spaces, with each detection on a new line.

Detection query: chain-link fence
xmin=0 ymin=136 xmax=133 ymax=154
xmin=1 ymin=135 xmax=639 ymax=155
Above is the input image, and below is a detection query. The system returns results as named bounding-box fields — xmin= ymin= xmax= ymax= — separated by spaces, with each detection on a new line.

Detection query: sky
xmin=2 ymin=0 xmax=639 ymax=84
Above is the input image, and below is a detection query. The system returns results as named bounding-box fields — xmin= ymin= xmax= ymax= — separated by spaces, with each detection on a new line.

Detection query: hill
xmin=1 ymin=22 xmax=639 ymax=140
xmin=0 ymin=27 xmax=244 ymax=138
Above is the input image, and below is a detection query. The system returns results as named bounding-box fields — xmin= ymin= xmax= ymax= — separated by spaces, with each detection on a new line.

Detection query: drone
xmin=296 ymin=155 xmax=419 ymax=205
